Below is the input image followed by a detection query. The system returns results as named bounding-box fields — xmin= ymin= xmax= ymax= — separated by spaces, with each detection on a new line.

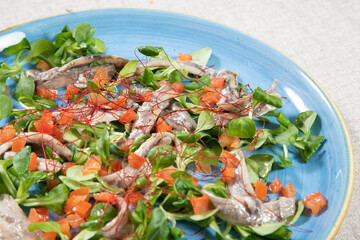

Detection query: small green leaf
xmin=148 ymin=145 xmax=177 ymax=173
xmin=190 ymin=48 xmax=212 ymax=65
xmin=72 ymin=23 xmax=95 ymax=43
xmin=119 ymin=60 xmax=138 ymax=78
xmin=140 ymin=67 xmax=159 ymax=89
xmin=245 ymin=154 xmax=275 ymax=183
xmin=294 ymin=111 xmax=317 ymax=135
xmin=253 ymin=87 xmax=282 ymax=108
xmin=169 ymin=69 xmax=183 ymax=84
xmin=228 ymin=117 xmax=256 ymax=138
xmin=138 ymin=46 xmax=164 ymax=57
xmin=28 ymin=221 xmax=68 ymax=240
xmin=275 ymin=124 xmax=298 ymax=145
xmin=2 ymin=38 xmax=30 ymax=56
xmin=0 ymin=95 xmax=13 ymax=120
xmin=14 ymin=72 xmax=35 ymax=100
xmin=145 ymin=208 xmax=172 ymax=240
xmin=13 ymin=146 xmax=31 ymax=177
xmin=196 ymin=111 xmax=215 ymax=131
xmin=89 ymin=38 xmax=106 ymax=53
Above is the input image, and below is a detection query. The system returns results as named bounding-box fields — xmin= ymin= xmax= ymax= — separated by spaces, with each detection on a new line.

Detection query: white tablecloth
xmin=1 ymin=0 xmax=359 ymax=239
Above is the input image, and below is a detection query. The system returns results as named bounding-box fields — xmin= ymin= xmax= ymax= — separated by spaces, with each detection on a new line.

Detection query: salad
xmin=0 ymin=23 xmax=327 ymax=240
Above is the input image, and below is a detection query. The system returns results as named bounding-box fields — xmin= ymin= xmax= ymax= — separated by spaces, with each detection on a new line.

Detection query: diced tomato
xmin=254 ymin=180 xmax=268 ymax=201
xmin=128 ymin=152 xmax=146 ymax=169
xmin=11 ymin=138 xmax=26 ymax=152
xmin=178 ymin=53 xmax=192 ymax=62
xmin=199 ymin=89 xmax=221 ymax=106
xmin=82 ymin=155 xmax=102 ymax=176
xmin=36 ymin=60 xmax=51 ymax=71
xmin=119 ymin=109 xmax=138 ymax=124
xmin=155 ymin=166 xmax=177 ymax=185
xmin=109 ymin=96 xmax=127 ymax=108
xmin=57 ymin=219 xmax=71 ymax=238
xmin=94 ymin=68 xmax=110 ymax=87
xmin=171 ymin=82 xmax=184 ymax=94
xmin=211 ymin=77 xmax=226 ymax=89
xmin=111 ymin=159 xmax=123 ymax=172
xmin=57 ymin=110 xmax=74 ymax=125
xmin=190 ymin=194 xmax=211 ymax=214
xmin=270 ymin=177 xmax=282 ymax=193
xmin=66 ymin=213 xmax=85 ymax=229
xmin=282 ymin=183 xmax=296 ymax=197
xmin=221 ymin=167 xmax=235 ymax=183
xmin=128 ymin=192 xmax=142 ymax=205
xmin=119 ymin=139 xmax=135 ymax=152
xmin=196 ymin=162 xmax=212 ymax=174
xmin=29 ymin=152 xmax=38 ymax=172
xmin=303 ymin=192 xmax=327 ymax=216
xmin=141 ymin=91 xmax=153 ymax=102
xmin=220 ymin=150 xmax=239 ymax=168
xmin=62 ymin=162 xmax=77 ymax=175
xmin=43 ymin=232 xmax=57 ymax=240
xmin=192 ymin=176 xmax=199 ymax=186
xmin=64 ymin=85 xmax=80 ymax=100
xmin=98 ymin=168 xmax=109 ymax=177
xmin=70 ymin=186 xmax=90 ymax=201
xmin=93 ymin=192 xmax=117 ymax=204
xmin=34 ymin=109 xmax=54 ymax=135
xmin=0 ymin=125 xmax=16 ymax=143
xmin=88 ymin=92 xmax=109 ymax=105
xmin=155 ymin=118 xmax=172 ymax=133
xmin=73 ymin=200 xmax=92 ymax=218
xmin=28 ymin=207 xmax=49 ymax=223
xmin=47 ymin=177 xmax=61 ymax=191
xmin=219 ymin=132 xmax=240 ymax=150
xmin=36 ymin=86 xmax=57 ymax=100
xmin=52 ymin=126 xmax=64 ymax=143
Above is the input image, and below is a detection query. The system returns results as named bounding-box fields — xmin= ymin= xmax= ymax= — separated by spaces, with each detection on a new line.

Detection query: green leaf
xmin=277 ymin=145 xmax=292 ymax=168
xmin=130 ymin=134 xmax=151 ymax=152
xmin=251 ymin=222 xmax=286 ymax=236
xmin=66 ymin=165 xmax=97 ymax=181
xmin=190 ymin=48 xmax=212 ymax=65
xmin=12 ymin=146 xmax=31 ymax=178
xmin=253 ymin=87 xmax=283 ymax=108
xmin=169 ymin=69 xmax=183 ymax=84
xmin=23 ymin=40 xmax=56 ymax=64
xmin=59 ymin=175 xmax=102 ymax=193
xmin=275 ymin=124 xmax=298 ymax=145
xmin=297 ymin=135 xmax=324 ymax=163
xmin=145 ymin=208 xmax=171 ymax=240
xmin=2 ymin=38 xmax=30 ymax=56
xmin=204 ymin=179 xmax=229 ymax=198
xmin=85 ymin=203 xmax=117 ymax=228
xmin=0 ymin=95 xmax=13 ymax=120
xmin=189 ymin=209 xmax=219 ymax=221
xmin=294 ymin=111 xmax=317 ymax=135
xmin=14 ymin=72 xmax=35 ymax=100
xmin=276 ymin=112 xmax=291 ymax=128
xmin=228 ymin=117 xmax=256 ymax=138
xmin=28 ymin=221 xmax=68 ymax=240
xmin=89 ymin=38 xmax=106 ymax=53
xmin=245 ymin=154 xmax=275 ymax=183
xmin=140 ymin=67 xmax=160 ymax=89
xmin=138 ymin=46 xmax=164 ymax=57
xmin=196 ymin=111 xmax=215 ymax=131
xmin=72 ymin=23 xmax=95 ymax=43
xmin=22 ymin=184 xmax=69 ymax=213
xmin=148 ymin=145 xmax=177 ymax=173
xmin=119 ymin=60 xmax=138 ymax=78
xmin=184 ymin=75 xmax=211 ymax=91
xmin=72 ymin=229 xmax=98 ymax=240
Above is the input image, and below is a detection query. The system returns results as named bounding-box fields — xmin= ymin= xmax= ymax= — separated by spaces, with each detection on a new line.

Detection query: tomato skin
xmin=36 ymin=60 xmax=51 ymax=71
xmin=29 ymin=152 xmax=38 ymax=172
xmin=11 ymin=138 xmax=26 ymax=152
xmin=282 ymin=183 xmax=296 ymax=197
xmin=109 ymin=96 xmax=127 ymax=108
xmin=73 ymin=200 xmax=92 ymax=218
xmin=141 ymin=91 xmax=153 ymax=102
xmin=82 ymin=155 xmax=102 ymax=176
xmin=219 ymin=132 xmax=240 ymax=150
xmin=190 ymin=194 xmax=211 ymax=215
xmin=199 ymin=89 xmax=221 ymax=106
xmin=155 ymin=117 xmax=172 ymax=133
xmin=43 ymin=232 xmax=57 ymax=240
xmin=303 ymin=191 xmax=327 ymax=216
xmin=37 ymin=86 xmax=57 ymax=100
xmin=171 ymin=82 xmax=184 ymax=93
xmin=93 ymin=192 xmax=117 ymax=204
xmin=57 ymin=219 xmax=71 ymax=238
xmin=64 ymin=85 xmax=79 ymax=99
xmin=211 ymin=77 xmax=226 ymax=89
xmin=88 ymin=92 xmax=109 ymax=105
xmin=119 ymin=109 xmax=138 ymax=124
xmin=221 ymin=167 xmax=235 ymax=183
xmin=28 ymin=207 xmax=49 ymax=223
xmin=155 ymin=166 xmax=177 ymax=184
xmin=34 ymin=109 xmax=54 ymax=135
xmin=0 ymin=125 xmax=16 ymax=143
xmin=57 ymin=111 xmax=74 ymax=125
xmin=254 ymin=180 xmax=268 ymax=201
xmin=220 ymin=150 xmax=239 ymax=168
xmin=270 ymin=177 xmax=282 ymax=193
xmin=94 ymin=68 xmax=110 ymax=87
xmin=178 ymin=53 xmax=192 ymax=62
xmin=128 ymin=152 xmax=146 ymax=169
xmin=66 ymin=213 xmax=85 ymax=229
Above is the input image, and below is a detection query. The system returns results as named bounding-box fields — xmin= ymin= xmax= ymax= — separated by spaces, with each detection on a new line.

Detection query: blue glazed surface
xmin=0 ymin=9 xmax=352 ymax=240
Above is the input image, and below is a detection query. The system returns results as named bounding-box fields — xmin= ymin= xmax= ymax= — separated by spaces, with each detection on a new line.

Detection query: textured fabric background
xmin=1 ymin=0 xmax=359 ymax=239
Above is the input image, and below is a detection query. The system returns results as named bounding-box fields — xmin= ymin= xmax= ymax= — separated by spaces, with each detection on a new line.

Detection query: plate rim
xmin=0 ymin=8 xmax=355 ymax=239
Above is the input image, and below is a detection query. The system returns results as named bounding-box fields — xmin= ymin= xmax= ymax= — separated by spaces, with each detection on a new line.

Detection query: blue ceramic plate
xmin=0 ymin=9 xmax=354 ymax=240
